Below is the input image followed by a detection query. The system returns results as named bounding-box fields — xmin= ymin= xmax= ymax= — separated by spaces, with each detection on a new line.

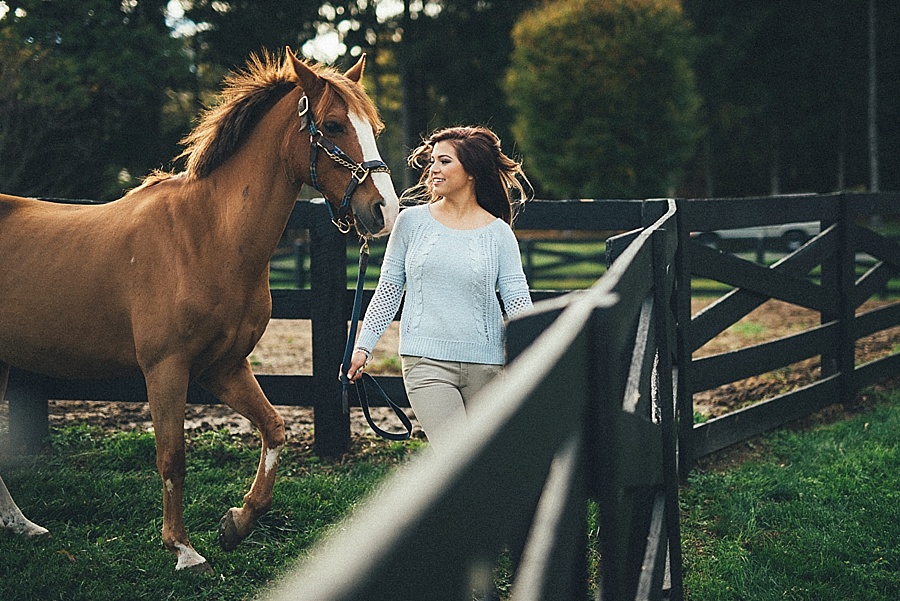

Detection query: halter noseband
xmin=298 ymin=95 xmax=391 ymax=234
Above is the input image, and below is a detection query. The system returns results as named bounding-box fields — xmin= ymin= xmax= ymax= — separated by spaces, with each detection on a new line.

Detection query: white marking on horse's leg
xmin=174 ymin=542 xmax=208 ymax=571
xmin=5 ymin=514 xmax=49 ymax=538
xmin=0 ymin=476 xmax=49 ymax=537
xmin=264 ymin=445 xmax=283 ymax=475
xmin=349 ymin=111 xmax=399 ymax=232
xmin=165 ymin=479 xmax=175 ymax=493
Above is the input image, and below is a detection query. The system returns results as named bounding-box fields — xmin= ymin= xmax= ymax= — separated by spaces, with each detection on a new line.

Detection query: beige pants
xmin=401 ymin=356 xmax=502 ymax=455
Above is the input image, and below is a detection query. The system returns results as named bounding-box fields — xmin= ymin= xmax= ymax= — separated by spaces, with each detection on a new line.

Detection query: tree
xmin=177 ymin=1 xmax=537 ymax=188
xmin=313 ymin=0 xmax=538 ymax=188
xmin=506 ymin=0 xmax=701 ymax=199
xmin=683 ymin=0 xmax=900 ymax=196
xmin=389 ymin=0 xmax=539 ymax=186
xmin=0 ymin=0 xmax=193 ymax=199
xmin=184 ymin=0 xmax=320 ymax=73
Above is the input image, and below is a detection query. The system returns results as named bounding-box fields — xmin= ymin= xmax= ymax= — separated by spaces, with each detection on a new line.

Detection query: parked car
xmin=692 ymin=221 xmax=820 ymax=252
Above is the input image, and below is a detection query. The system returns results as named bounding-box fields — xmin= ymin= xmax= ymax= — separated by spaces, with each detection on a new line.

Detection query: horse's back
xmin=0 ymin=193 xmax=38 ymax=218
xmin=0 ymin=183 xmax=266 ymax=379
xmin=0 ymin=193 xmax=148 ymax=377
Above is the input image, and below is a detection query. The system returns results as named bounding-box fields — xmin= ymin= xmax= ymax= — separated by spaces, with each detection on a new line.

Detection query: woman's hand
xmin=339 ymin=348 xmax=369 ymax=383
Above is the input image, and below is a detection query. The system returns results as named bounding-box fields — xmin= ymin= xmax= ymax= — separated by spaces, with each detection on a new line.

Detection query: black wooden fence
xmin=674 ymin=192 xmax=900 ymax=475
xmin=5 ymin=198 xmax=654 ymax=457
xmin=258 ymin=192 xmax=898 ymax=600
xmin=263 ymin=198 xmax=682 ymax=601
xmin=4 ymin=193 xmax=899 ymax=599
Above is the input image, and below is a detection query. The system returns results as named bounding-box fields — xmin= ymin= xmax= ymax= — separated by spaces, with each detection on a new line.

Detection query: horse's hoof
xmin=174 ymin=542 xmax=211 ymax=572
xmin=25 ymin=526 xmax=50 ymax=539
xmin=187 ymin=561 xmax=215 ymax=576
xmin=218 ymin=509 xmax=240 ymax=551
xmin=16 ymin=520 xmax=50 ymax=538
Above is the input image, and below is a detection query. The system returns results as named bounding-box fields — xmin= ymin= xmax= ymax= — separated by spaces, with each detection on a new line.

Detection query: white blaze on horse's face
xmin=349 ymin=111 xmax=399 ymax=236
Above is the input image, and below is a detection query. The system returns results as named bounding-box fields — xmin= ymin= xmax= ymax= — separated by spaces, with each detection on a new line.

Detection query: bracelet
xmin=354 ymin=347 xmax=371 ymax=365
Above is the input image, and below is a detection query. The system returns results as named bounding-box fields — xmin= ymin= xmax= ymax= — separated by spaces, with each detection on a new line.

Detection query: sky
xmin=165 ymin=0 xmax=409 ymax=64
xmin=3 ymin=0 xmax=436 ymax=64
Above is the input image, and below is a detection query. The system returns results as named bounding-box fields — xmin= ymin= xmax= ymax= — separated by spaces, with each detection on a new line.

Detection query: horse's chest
xmin=211 ymin=303 xmax=269 ymax=355
xmin=172 ymin=287 xmax=270 ymax=366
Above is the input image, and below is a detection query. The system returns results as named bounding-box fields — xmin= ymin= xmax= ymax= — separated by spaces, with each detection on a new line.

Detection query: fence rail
xmin=264 ymin=199 xmax=683 ymax=601
xmin=674 ymin=192 xmax=900 ymax=473
xmin=4 ymin=193 xmax=900 ymax=600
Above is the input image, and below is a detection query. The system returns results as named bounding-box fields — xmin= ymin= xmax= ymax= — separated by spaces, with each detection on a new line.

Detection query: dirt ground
xmin=2 ymin=298 xmax=897 ymax=453
xmin=34 ymin=322 xmax=411 ymax=450
xmin=690 ymin=297 xmax=899 ymax=418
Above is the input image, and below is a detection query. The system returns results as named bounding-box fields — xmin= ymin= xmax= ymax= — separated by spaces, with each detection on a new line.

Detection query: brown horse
xmin=0 ymin=48 xmax=398 ymax=572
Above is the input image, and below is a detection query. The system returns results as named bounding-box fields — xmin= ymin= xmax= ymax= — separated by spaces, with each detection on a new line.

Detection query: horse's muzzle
xmin=356 ymin=199 xmax=394 ymax=238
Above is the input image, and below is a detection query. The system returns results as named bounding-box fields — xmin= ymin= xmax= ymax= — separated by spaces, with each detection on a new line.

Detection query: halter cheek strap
xmin=298 ymin=95 xmax=391 ymax=234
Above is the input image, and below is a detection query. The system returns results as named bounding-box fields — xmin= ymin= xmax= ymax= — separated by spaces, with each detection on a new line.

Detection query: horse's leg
xmin=199 ymin=359 xmax=285 ymax=551
xmin=0 ymin=474 xmax=50 ymax=538
xmin=0 ymin=363 xmax=49 ymax=538
xmin=144 ymin=361 xmax=211 ymax=573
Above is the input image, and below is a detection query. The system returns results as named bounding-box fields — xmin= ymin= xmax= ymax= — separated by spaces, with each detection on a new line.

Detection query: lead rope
xmin=341 ymin=242 xmax=412 ymax=441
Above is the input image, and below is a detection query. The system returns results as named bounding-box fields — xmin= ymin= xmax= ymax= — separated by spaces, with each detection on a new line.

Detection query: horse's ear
xmin=285 ymin=46 xmax=323 ymax=97
xmin=345 ymin=54 xmax=366 ymax=83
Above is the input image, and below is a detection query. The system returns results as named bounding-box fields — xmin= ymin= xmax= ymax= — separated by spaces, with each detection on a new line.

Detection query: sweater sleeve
xmin=354 ymin=210 xmax=410 ymax=353
xmin=496 ymin=225 xmax=533 ymax=318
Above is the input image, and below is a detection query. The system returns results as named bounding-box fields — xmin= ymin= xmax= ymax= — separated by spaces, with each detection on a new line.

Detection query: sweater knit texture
xmin=355 ymin=204 xmax=533 ymax=365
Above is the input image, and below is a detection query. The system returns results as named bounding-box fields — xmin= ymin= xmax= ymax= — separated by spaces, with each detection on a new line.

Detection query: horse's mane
xmin=135 ymin=50 xmax=383 ymax=190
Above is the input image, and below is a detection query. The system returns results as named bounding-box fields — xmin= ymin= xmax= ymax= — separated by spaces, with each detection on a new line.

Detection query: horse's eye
xmin=323 ymin=121 xmax=345 ymax=136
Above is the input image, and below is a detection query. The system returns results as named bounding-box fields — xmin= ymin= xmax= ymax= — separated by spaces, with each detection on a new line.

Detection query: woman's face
xmin=429 ymin=140 xmax=473 ymax=200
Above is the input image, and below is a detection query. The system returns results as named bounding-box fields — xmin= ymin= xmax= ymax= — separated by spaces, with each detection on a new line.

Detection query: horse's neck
xmin=192 ymin=111 xmax=301 ymax=278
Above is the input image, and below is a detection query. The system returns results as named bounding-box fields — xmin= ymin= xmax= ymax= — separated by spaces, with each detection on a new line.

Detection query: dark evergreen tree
xmin=683 ymin=0 xmax=900 ymax=196
xmin=0 ymin=0 xmax=192 ymax=199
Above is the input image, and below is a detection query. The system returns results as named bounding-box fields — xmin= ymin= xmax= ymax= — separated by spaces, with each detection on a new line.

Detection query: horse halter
xmin=298 ymin=95 xmax=391 ymax=234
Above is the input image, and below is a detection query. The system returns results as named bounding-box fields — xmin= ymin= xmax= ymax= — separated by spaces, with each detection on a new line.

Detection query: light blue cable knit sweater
xmin=355 ymin=204 xmax=533 ymax=365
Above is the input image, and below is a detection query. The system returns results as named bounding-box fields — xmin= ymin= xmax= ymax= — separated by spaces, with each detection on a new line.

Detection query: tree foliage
xmin=0 ymin=0 xmax=192 ymax=199
xmin=506 ymin=0 xmax=701 ymax=199
xmin=684 ymin=0 xmax=900 ymax=195
xmin=184 ymin=0 xmax=320 ymax=73
xmin=2 ymin=0 xmax=897 ymax=201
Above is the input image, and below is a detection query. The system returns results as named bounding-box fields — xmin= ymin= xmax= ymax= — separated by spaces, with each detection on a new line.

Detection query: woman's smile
xmin=429 ymin=141 xmax=471 ymax=199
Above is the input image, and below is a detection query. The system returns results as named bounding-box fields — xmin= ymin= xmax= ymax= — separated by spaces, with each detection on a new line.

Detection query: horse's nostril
xmin=374 ymin=201 xmax=385 ymax=226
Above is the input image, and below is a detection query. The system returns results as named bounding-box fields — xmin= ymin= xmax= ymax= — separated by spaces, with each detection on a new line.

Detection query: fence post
xmin=673 ymin=199 xmax=695 ymax=479
xmin=294 ymin=237 xmax=308 ymax=289
xmin=819 ymin=194 xmax=857 ymax=403
xmin=834 ymin=194 xmax=858 ymax=401
xmin=653 ymin=226 xmax=683 ymax=600
xmin=5 ymin=372 xmax=49 ymax=455
xmin=309 ymin=204 xmax=351 ymax=457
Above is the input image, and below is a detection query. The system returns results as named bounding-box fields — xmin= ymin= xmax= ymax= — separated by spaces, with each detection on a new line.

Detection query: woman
xmin=346 ymin=126 xmax=533 ymax=453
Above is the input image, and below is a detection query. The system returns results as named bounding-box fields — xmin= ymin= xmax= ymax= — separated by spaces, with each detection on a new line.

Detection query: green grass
xmin=680 ymin=388 xmax=900 ymax=600
xmin=2 ymin=390 xmax=898 ymax=600
xmin=520 ymin=240 xmax=607 ymax=290
xmin=0 ymin=426 xmax=423 ymax=600
xmin=727 ymin=321 xmax=767 ymax=338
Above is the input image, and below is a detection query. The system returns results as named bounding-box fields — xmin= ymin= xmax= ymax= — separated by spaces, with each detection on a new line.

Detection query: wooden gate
xmin=674 ymin=192 xmax=900 ymax=473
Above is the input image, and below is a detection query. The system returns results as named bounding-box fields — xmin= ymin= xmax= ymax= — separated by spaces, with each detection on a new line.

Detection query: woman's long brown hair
xmin=404 ymin=126 xmax=531 ymax=225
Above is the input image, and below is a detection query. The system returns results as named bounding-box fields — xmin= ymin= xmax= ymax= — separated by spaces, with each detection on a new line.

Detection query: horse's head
xmin=286 ymin=50 xmax=399 ymax=237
